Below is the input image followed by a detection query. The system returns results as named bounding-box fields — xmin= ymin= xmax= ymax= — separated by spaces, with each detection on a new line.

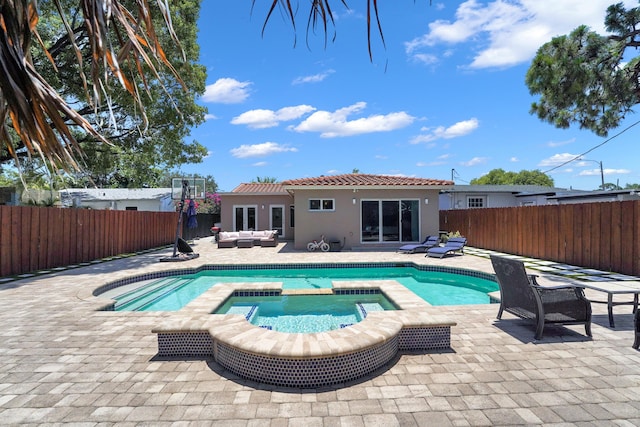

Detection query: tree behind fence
xmin=0 ymin=206 xmax=177 ymax=277
xmin=440 ymin=200 xmax=640 ymax=276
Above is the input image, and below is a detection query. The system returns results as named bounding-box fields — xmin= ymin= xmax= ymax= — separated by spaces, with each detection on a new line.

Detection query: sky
xmin=182 ymin=0 xmax=640 ymax=192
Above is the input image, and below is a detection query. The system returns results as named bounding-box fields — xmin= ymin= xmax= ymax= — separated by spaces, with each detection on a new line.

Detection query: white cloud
xmin=538 ymin=153 xmax=580 ymax=167
xmin=204 ymin=114 xmax=217 ymax=121
xmin=461 ymin=157 xmax=488 ymax=167
xmin=510 ymin=157 xmax=519 ymax=162
xmin=231 ymin=105 xmax=316 ymax=129
xmin=291 ymin=102 xmax=415 ymax=137
xmin=202 ymin=78 xmax=252 ymax=103
xmin=410 ymin=118 xmax=479 ymax=144
xmin=411 ymin=53 xmax=439 ymax=66
xmin=252 ymin=161 xmax=268 ymax=167
xmin=229 ymin=142 xmax=298 ymax=158
xmin=547 ymin=137 xmax=576 ymax=148
xmin=292 ymin=70 xmax=335 ymax=85
xmin=579 ymin=168 xmax=630 ymax=176
xmin=406 ymin=0 xmax=638 ymax=69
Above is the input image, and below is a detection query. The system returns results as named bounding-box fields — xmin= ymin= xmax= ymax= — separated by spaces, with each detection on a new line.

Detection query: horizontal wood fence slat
xmin=439 ymin=200 xmax=640 ymax=277
xmin=0 ymin=206 xmax=177 ymax=277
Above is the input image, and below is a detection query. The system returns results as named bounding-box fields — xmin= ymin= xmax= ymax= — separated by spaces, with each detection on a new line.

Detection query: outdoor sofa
xmin=217 ymin=230 xmax=278 ymax=248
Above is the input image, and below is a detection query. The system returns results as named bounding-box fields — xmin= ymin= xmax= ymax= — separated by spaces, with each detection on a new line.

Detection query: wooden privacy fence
xmin=440 ymin=200 xmax=640 ymax=277
xmin=0 ymin=206 xmax=177 ymax=277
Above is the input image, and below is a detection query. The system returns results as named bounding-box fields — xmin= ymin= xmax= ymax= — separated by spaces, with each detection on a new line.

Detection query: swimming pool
xmin=100 ymin=263 xmax=498 ymax=311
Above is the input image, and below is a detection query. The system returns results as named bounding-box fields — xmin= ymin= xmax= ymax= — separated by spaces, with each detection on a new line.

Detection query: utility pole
xmin=579 ymin=158 xmax=605 ymax=190
xmin=598 ymin=161 xmax=605 ymax=190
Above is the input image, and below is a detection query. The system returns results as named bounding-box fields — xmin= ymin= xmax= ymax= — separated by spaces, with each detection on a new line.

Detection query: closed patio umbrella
xmin=186 ymin=199 xmax=198 ymax=229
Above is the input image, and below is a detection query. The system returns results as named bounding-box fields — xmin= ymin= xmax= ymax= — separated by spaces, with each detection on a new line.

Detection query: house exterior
xmin=546 ymin=189 xmax=640 ymax=204
xmin=0 ymin=187 xmax=19 ymax=205
xmin=439 ymin=185 xmax=640 ymax=208
xmin=439 ymin=185 xmax=571 ymax=209
xmin=220 ymin=174 xmax=453 ymax=251
xmin=218 ymin=183 xmax=294 ymax=239
xmin=58 ymin=188 xmax=174 ymax=211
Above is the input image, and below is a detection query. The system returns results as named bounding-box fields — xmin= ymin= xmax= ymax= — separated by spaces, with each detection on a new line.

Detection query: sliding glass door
xmin=360 ymin=200 xmax=419 ymax=242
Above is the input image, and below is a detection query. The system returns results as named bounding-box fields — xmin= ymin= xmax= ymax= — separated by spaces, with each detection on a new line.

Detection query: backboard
xmin=171 ymin=177 xmax=206 ymax=200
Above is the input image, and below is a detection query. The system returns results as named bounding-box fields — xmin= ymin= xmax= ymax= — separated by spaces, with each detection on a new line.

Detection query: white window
xmin=467 ymin=196 xmax=485 ymax=208
xmin=309 ymin=199 xmax=334 ymax=211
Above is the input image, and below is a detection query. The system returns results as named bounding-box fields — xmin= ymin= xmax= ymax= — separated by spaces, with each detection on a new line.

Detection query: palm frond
xmin=0 ymin=0 xmax=185 ymax=172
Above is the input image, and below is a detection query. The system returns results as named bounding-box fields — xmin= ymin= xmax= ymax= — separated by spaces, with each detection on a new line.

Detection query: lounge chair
xmin=425 ymin=237 xmax=467 ymax=258
xmin=490 ymin=255 xmax=592 ymax=340
xmin=397 ymin=235 xmax=440 ymax=254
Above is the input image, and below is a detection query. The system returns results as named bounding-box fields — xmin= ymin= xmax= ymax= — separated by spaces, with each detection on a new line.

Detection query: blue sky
xmin=183 ymin=0 xmax=640 ymax=192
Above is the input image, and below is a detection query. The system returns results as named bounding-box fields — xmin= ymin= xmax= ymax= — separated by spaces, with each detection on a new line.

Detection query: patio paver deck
xmin=1 ymin=238 xmax=639 ymax=425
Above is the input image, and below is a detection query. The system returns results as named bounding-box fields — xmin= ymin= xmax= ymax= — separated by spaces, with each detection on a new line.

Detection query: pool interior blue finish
xmin=110 ymin=266 xmax=498 ymax=311
xmin=215 ymin=293 xmax=396 ymax=333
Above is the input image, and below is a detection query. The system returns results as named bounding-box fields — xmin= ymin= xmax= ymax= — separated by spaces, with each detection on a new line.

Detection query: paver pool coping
xmin=116 ymin=279 xmax=456 ymax=388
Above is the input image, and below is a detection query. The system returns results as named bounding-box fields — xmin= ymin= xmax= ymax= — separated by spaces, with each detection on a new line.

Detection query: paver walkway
xmin=1 ymin=238 xmax=639 ymax=426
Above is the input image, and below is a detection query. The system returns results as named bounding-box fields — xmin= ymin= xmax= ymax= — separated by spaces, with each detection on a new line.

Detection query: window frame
xmin=308 ymin=198 xmax=335 ymax=212
xmin=466 ymin=196 xmax=486 ymax=208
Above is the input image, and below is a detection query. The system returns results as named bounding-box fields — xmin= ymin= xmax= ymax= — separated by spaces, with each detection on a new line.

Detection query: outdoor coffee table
xmin=535 ymin=276 xmax=640 ymax=328
xmin=236 ymin=239 xmax=254 ymax=248
xmin=579 ymin=281 xmax=640 ymax=328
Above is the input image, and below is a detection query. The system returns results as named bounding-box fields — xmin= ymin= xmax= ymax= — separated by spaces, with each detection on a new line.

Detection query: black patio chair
xmin=490 ymin=255 xmax=592 ymax=340
xmin=633 ymin=309 xmax=639 ymax=350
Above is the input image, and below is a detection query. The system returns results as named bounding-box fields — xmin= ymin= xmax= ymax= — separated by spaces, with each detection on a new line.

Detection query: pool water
xmin=109 ymin=267 xmax=497 ymax=311
xmin=215 ymin=293 xmax=396 ymax=333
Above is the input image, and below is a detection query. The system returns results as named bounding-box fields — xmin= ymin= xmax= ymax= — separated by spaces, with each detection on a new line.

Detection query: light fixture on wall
xmin=352 ymin=198 xmax=356 ymax=205
xmin=261 ymin=204 xmax=265 ymax=210
xmin=424 ymin=198 xmax=429 ymax=205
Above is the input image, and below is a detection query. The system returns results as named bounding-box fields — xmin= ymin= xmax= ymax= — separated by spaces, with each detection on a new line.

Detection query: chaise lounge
xmin=490 ymin=254 xmax=592 ymax=340
xmin=425 ymin=237 xmax=467 ymax=258
xmin=397 ymin=235 xmax=440 ymax=254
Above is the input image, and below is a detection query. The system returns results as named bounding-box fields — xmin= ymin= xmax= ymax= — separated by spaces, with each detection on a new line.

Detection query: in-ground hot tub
xmin=152 ymin=280 xmax=456 ymax=388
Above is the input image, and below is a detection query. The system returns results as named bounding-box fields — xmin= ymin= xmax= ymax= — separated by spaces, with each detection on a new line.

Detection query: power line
xmin=542 ymin=119 xmax=640 ymax=174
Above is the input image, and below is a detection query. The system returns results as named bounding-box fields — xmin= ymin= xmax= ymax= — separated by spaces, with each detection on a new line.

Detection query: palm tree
xmin=1 ymin=0 xmax=399 ymax=173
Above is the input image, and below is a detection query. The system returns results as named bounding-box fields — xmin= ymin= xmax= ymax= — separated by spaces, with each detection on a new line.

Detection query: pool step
xmin=114 ymin=277 xmax=178 ymax=303
xmin=115 ymin=278 xmax=191 ymax=311
xmin=356 ymin=302 xmax=384 ymax=320
xmin=224 ymin=304 xmax=259 ymax=322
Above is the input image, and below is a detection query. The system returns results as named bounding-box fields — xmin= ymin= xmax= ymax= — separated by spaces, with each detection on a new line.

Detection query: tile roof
xmin=282 ymin=174 xmax=453 ymax=187
xmin=230 ymin=183 xmax=288 ymax=194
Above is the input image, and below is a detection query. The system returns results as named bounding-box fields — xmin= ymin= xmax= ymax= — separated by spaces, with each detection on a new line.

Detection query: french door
xmin=234 ymin=205 xmax=257 ymax=231
xmin=361 ymin=200 xmax=419 ymax=242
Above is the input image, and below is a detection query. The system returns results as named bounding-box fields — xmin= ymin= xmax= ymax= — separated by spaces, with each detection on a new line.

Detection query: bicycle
xmin=307 ymin=235 xmax=330 ymax=252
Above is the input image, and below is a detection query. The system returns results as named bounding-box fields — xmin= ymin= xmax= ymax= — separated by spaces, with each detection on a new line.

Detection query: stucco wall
xmin=292 ymin=188 xmax=441 ymax=250
xmin=219 ymin=194 xmax=294 ymax=238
